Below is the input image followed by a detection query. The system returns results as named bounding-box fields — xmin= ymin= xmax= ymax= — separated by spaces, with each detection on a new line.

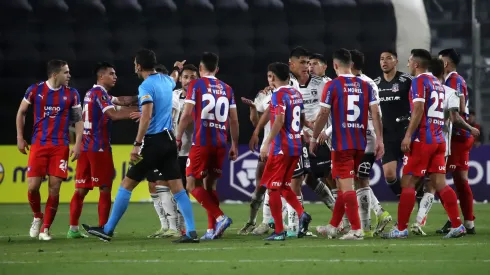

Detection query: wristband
xmin=310 ymin=137 xmax=318 ymax=143
xmin=133 ymin=141 xmax=142 ymax=146
xmin=172 ymin=66 xmax=181 ymax=73
xmin=115 ymin=106 xmax=122 ymax=111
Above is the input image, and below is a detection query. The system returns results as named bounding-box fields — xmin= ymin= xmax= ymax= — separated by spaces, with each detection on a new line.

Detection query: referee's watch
xmin=172 ymin=66 xmax=181 ymax=73
xmin=133 ymin=141 xmax=142 ymax=147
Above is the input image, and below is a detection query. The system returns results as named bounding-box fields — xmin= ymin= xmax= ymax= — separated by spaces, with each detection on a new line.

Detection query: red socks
xmin=206 ymin=190 xmax=219 ymax=230
xmin=439 ymin=185 xmax=462 ymax=228
xmin=69 ymin=191 xmax=84 ymax=226
xmin=98 ymin=192 xmax=112 ymax=227
xmin=280 ymin=187 xmax=304 ymax=217
xmin=41 ymin=195 xmax=59 ymax=231
xmin=343 ymin=190 xmax=361 ymax=230
xmin=397 ymin=187 xmax=416 ymax=231
xmin=268 ymin=190 xmax=284 ymax=233
xmin=191 ymin=186 xmax=224 ymax=223
xmin=329 ymin=191 xmax=345 ymax=227
xmin=28 ymin=191 xmax=43 ymax=219
xmin=453 ymin=178 xmax=474 ymax=221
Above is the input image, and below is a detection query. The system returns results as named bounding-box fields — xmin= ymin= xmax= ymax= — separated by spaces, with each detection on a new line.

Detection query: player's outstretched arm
xmin=370 ymin=103 xmax=384 ymax=160
xmin=16 ymin=99 xmax=30 ymax=154
xmin=112 ymin=96 xmax=138 ymax=106
xmin=401 ymin=102 xmax=424 ymax=152
xmin=105 ymin=106 xmax=139 ymax=121
xmin=449 ymin=110 xmax=480 ymax=137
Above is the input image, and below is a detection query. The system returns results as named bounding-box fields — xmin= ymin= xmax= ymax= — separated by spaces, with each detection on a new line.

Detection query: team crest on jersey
xmin=311 ymin=89 xmax=318 ymax=96
xmin=63 ymin=96 xmax=67 ymax=100
xmin=392 ymin=83 xmax=399 ymax=93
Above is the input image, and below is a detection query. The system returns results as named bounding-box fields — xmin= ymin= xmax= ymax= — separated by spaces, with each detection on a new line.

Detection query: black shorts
xmin=293 ymin=142 xmax=311 ymax=178
xmin=309 ymin=144 xmax=331 ymax=178
xmin=126 ymin=130 xmax=181 ymax=182
xmin=358 ymin=152 xmax=375 ymax=179
xmin=381 ymin=140 xmax=404 ymax=165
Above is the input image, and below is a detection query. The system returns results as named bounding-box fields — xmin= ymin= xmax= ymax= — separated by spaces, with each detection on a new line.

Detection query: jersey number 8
xmin=201 ymin=94 xmax=229 ymax=123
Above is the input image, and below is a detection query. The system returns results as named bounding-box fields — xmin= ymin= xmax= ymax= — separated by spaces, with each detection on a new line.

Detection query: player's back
xmin=269 ymin=86 xmax=303 ymax=156
xmin=24 ymin=81 xmax=80 ymax=146
xmin=82 ymin=85 xmax=114 ymax=152
xmin=409 ymin=73 xmax=445 ymax=144
xmin=321 ymin=75 xmax=376 ymax=151
xmin=186 ymin=76 xmax=236 ymax=147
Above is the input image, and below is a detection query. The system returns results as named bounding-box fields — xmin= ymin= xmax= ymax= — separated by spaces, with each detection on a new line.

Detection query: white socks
xmin=150 ymin=193 xmax=168 ymax=230
xmin=156 ymin=185 xmax=178 ymax=231
xmin=262 ymin=192 xmax=272 ymax=224
xmin=287 ymin=195 xmax=303 ymax=233
xmin=370 ymin=188 xmax=384 ymax=217
xmin=416 ymin=193 xmax=434 ymax=225
xmin=357 ymin=187 xmax=372 ymax=232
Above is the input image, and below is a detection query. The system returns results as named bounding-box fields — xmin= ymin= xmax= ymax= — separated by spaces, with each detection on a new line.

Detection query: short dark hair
xmin=201 ymin=52 xmax=219 ymax=72
xmin=290 ymin=46 xmax=310 ymax=59
xmin=93 ymin=61 xmax=115 ymax=76
xmin=332 ymin=48 xmax=351 ymax=65
xmin=438 ymin=48 xmax=461 ymax=66
xmin=47 ymin=59 xmax=68 ymax=77
xmin=155 ymin=64 xmax=168 ymax=74
xmin=381 ymin=50 xmax=397 ymax=58
xmin=268 ymin=62 xmax=290 ymax=82
xmin=182 ymin=64 xmax=199 ymax=75
xmin=309 ymin=53 xmax=326 ymax=64
xmin=411 ymin=49 xmax=432 ymax=68
xmin=135 ymin=49 xmax=157 ymax=71
xmin=349 ymin=49 xmax=364 ymax=70
xmin=428 ymin=57 xmax=444 ymax=78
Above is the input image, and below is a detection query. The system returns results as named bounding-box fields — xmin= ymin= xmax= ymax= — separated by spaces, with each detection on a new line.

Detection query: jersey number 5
xmin=201 ymin=94 xmax=229 ymax=123
xmin=347 ymin=95 xmax=361 ymax=122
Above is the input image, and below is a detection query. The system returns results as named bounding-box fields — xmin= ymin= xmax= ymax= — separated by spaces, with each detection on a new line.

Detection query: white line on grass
xmin=4 ymin=242 xmax=489 ymax=255
xmin=2 ymin=258 xmax=490 ymax=264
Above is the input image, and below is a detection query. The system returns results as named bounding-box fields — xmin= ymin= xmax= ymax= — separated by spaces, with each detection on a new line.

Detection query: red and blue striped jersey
xmin=269 ymin=86 xmax=304 ymax=156
xmin=23 ymin=81 xmax=80 ymax=146
xmin=185 ymin=76 xmax=236 ymax=147
xmin=81 ymin=85 xmax=115 ymax=152
xmin=320 ymin=74 xmax=377 ymax=151
xmin=409 ymin=73 xmax=445 ymax=144
xmin=445 ymin=71 xmax=470 ymax=140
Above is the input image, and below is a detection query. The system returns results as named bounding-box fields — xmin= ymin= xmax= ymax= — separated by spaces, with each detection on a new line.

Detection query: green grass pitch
xmin=1 ymin=202 xmax=489 ymax=275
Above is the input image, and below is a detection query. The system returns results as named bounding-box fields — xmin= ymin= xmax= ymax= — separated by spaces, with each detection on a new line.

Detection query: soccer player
xmin=83 ymin=49 xmax=198 ymax=243
xmin=382 ymin=49 xmax=465 ymax=239
xmin=410 ymin=58 xmax=479 ymax=236
xmin=309 ymin=53 xmax=332 ymax=82
xmin=437 ymin=48 xmax=476 ymax=234
xmin=260 ymin=62 xmax=312 ymax=241
xmin=176 ymin=52 xmax=238 ymax=240
xmin=16 ymin=60 xmax=83 ymax=240
xmin=68 ymin=62 xmax=137 ymax=238
xmin=310 ymin=49 xmax=384 ymax=240
xmin=374 ymin=50 xmax=412 ymax=198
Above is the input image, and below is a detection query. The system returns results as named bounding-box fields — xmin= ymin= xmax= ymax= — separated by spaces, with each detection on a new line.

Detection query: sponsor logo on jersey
xmin=342 ymin=122 xmax=365 ymax=129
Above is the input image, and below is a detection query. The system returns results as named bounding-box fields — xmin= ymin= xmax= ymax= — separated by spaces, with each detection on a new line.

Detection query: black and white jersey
xmin=374 ymin=71 xmax=412 ymax=138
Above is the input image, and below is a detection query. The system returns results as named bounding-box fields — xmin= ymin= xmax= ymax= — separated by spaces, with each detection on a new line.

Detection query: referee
xmin=374 ymin=50 xmax=412 ymax=197
xmin=83 ymin=49 xmax=198 ymax=243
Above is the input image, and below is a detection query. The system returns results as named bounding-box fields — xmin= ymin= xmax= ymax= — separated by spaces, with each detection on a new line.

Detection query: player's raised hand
xmin=130 ymin=112 xmax=141 ymax=122
xmin=229 ymin=144 xmax=238 ymax=161
xmin=17 ymin=137 xmax=29 ymax=154
xmin=375 ymin=140 xmax=385 ymax=160
xmin=249 ymin=134 xmax=259 ymax=152
xmin=173 ymin=60 xmax=186 ymax=71
xmin=241 ymin=97 xmax=255 ymax=108
xmin=470 ymin=127 xmax=480 ymax=138
xmin=401 ymin=136 xmax=411 ymax=153
xmin=70 ymin=145 xmax=80 ymax=162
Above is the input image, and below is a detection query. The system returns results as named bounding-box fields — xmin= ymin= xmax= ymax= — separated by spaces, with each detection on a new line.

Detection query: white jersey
xmin=358 ymin=74 xmax=381 ymax=153
xmin=254 ymin=90 xmax=272 ymax=150
xmin=173 ymin=88 xmax=193 ymax=157
xmin=290 ymin=73 xmax=328 ymax=135
xmin=443 ymin=85 xmax=460 ymax=157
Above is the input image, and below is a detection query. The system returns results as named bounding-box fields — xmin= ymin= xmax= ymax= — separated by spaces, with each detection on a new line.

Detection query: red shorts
xmin=186 ymin=146 xmax=226 ymax=179
xmin=27 ymin=144 xmax=69 ymax=179
xmin=331 ymin=150 xmax=364 ymax=179
xmin=403 ymin=141 xmax=446 ymax=177
xmin=261 ymin=155 xmax=299 ymax=190
xmin=75 ymin=151 xmax=115 ymax=190
xmin=446 ymin=136 xmax=474 ymax=172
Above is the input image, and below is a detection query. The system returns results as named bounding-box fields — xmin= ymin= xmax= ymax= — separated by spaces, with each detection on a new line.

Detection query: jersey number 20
xmin=201 ymin=94 xmax=229 ymax=123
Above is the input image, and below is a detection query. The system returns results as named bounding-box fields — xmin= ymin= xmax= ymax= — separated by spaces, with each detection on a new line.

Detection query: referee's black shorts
xmin=127 ymin=130 xmax=181 ymax=182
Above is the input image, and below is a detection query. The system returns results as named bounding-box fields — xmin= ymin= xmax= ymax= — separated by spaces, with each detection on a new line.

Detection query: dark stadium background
xmin=0 ymin=0 xmax=488 ymax=146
